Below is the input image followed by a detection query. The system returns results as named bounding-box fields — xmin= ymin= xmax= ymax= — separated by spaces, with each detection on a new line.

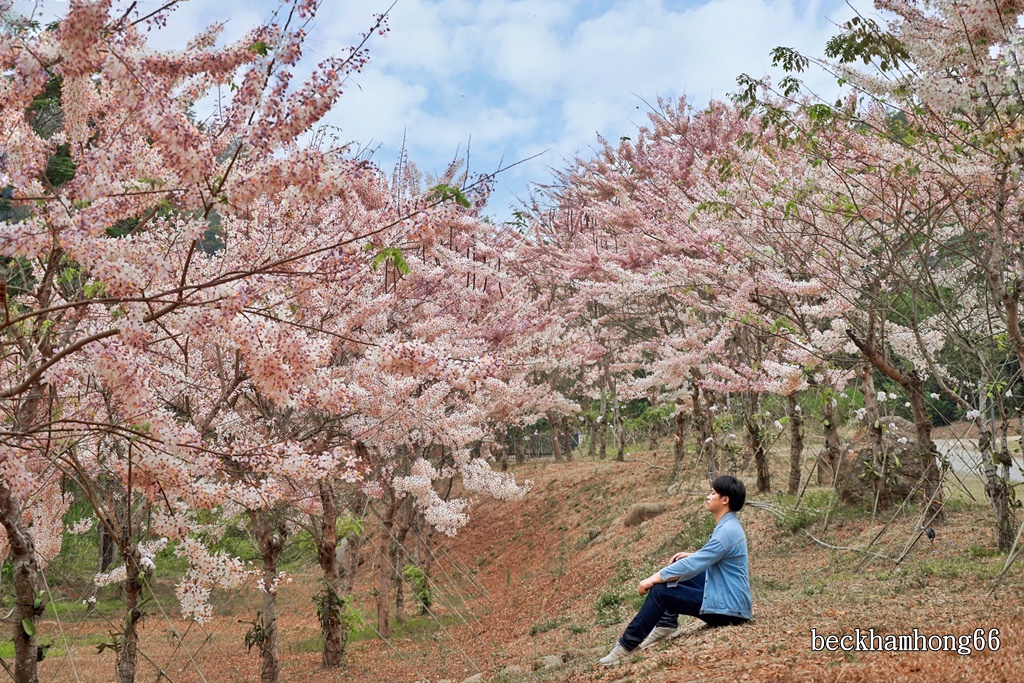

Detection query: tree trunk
xmin=250 ymin=509 xmax=287 ymax=683
xmin=690 ymin=377 xmax=715 ymax=479
xmin=549 ymin=413 xmax=562 ymax=463
xmin=787 ymin=393 xmax=803 ymax=496
xmin=2 ymin=385 xmax=49 ymax=683
xmin=672 ymin=400 xmax=687 ymax=479
xmin=392 ymin=497 xmax=414 ymax=624
xmin=376 ymin=494 xmax=398 ymax=639
xmin=0 ymin=484 xmax=39 ymax=683
xmin=316 ymin=481 xmax=347 ymax=669
xmin=978 ymin=426 xmax=1016 ymax=551
xmin=586 ymin=415 xmax=596 ymax=459
xmin=860 ymin=363 xmax=884 ymax=467
xmin=906 ymin=375 xmax=944 ymax=522
xmin=98 ymin=520 xmax=116 ymax=573
xmin=976 ymin=383 xmax=1014 ymax=549
xmin=562 ymin=421 xmax=573 ymax=462
xmin=744 ymin=391 xmax=770 ymax=493
xmin=820 ymin=394 xmax=841 ymax=485
xmin=648 ymin=389 xmax=660 ymax=451
xmin=495 ymin=433 xmax=508 ymax=472
xmin=606 ymin=370 xmax=622 ymax=462
xmin=343 ymin=492 xmax=367 ymax=596
xmin=115 ymin=547 xmax=143 ymax=683
xmin=613 ymin=387 xmax=625 ymax=461
xmin=599 ymin=366 xmax=609 ymax=460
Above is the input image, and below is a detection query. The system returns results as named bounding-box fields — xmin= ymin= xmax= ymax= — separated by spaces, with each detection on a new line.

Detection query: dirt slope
xmin=36 ymin=450 xmax=1024 ymax=682
xmin=342 ymin=451 xmax=1024 ymax=682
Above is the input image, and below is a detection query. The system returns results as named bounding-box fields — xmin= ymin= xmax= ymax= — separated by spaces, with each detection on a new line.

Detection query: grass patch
xmin=291 ymin=633 xmax=324 ymax=654
xmin=773 ymin=489 xmax=841 ymax=534
xmin=754 ymin=576 xmax=791 ymax=592
xmin=529 ymin=615 xmax=567 ymax=636
xmin=594 ymin=588 xmax=643 ymax=626
xmin=348 ymin=612 xmax=461 ymax=643
xmin=44 ymin=596 xmax=124 ymax=620
xmin=0 ymin=640 xmax=68 ymax=660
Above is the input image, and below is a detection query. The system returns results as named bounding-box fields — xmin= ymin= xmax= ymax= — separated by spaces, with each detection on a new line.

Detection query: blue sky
xmin=12 ymin=0 xmax=870 ymax=220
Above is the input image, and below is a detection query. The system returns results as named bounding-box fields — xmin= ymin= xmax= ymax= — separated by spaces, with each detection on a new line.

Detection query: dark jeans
xmin=619 ymin=571 xmax=747 ymax=650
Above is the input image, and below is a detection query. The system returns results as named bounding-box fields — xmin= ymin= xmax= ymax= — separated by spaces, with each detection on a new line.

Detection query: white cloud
xmin=9 ymin=0 xmax=877 ymax=218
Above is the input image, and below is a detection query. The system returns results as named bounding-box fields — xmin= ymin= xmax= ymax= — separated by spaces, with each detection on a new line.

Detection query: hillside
xmin=33 ymin=449 xmax=1024 ymax=682
xmin=341 ymin=452 xmax=1024 ymax=682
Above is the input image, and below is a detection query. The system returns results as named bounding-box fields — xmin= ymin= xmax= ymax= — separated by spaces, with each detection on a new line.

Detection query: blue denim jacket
xmin=658 ymin=511 xmax=752 ymax=619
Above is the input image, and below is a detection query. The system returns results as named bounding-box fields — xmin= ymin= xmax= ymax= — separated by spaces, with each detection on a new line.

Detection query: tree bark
xmin=820 ymin=395 xmax=841 ymax=485
xmin=905 ymin=374 xmax=944 ymax=522
xmin=392 ymin=496 xmax=414 ymax=624
xmin=495 ymin=432 xmax=508 ymax=472
xmin=690 ymin=375 xmax=715 ymax=480
xmin=1 ymin=385 xmax=49 ymax=683
xmin=744 ymin=391 xmax=770 ymax=493
xmin=648 ymin=389 xmax=660 ymax=451
xmin=563 ymin=419 xmax=574 ymax=462
xmin=976 ymin=385 xmax=1016 ymax=551
xmin=0 ymin=483 xmax=39 ymax=683
xmin=316 ymin=481 xmax=347 ymax=669
xmin=787 ymin=392 xmax=803 ymax=496
xmin=860 ymin=363 xmax=884 ymax=467
xmin=978 ymin=427 xmax=1016 ymax=551
xmin=249 ymin=509 xmax=287 ymax=683
xmin=613 ymin=389 xmax=625 ymax=461
xmin=115 ymin=547 xmax=143 ymax=683
xmin=672 ymin=399 xmax=687 ymax=479
xmin=342 ymin=492 xmax=367 ymax=596
xmin=375 ymin=493 xmax=399 ymax=639
xmin=549 ymin=413 xmax=562 ymax=463
xmin=98 ymin=519 xmax=116 ymax=573
xmin=599 ymin=364 xmax=609 ymax=460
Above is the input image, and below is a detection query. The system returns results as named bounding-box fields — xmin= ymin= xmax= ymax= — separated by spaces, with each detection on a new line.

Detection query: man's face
xmin=705 ymin=488 xmax=730 ymax=515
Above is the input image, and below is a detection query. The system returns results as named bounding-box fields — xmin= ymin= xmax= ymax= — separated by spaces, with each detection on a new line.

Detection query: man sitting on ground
xmin=599 ymin=475 xmax=752 ymax=666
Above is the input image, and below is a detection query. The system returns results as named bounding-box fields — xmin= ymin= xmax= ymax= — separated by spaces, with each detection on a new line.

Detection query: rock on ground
xmin=539 ymin=654 xmax=563 ymax=669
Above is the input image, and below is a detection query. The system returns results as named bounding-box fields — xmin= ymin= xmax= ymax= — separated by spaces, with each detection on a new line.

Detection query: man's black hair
xmin=711 ymin=475 xmax=746 ymax=512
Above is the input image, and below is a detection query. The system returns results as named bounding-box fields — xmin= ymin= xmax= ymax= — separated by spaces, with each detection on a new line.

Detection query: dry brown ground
xmin=36 ymin=446 xmax=1024 ymax=683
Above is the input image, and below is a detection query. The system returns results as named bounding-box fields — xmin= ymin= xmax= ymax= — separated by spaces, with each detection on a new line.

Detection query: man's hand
xmin=670 ymin=551 xmax=692 ymax=563
xmin=638 ymin=577 xmax=656 ymax=595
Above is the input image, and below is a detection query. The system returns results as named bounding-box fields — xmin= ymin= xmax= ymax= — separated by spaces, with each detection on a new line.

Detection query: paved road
xmin=934 ymin=438 xmax=1024 ymax=483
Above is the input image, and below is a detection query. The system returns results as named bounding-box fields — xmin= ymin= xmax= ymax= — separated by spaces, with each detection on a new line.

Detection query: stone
xmin=499 ymin=665 xmax=524 ymax=677
xmin=539 ymin=654 xmax=563 ymax=670
xmin=837 ymin=416 xmax=927 ymax=508
xmin=460 ymin=675 xmax=484 ymax=683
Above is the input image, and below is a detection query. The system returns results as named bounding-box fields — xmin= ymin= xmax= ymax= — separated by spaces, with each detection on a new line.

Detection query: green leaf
xmin=770 ymin=47 xmax=809 ymax=73
xmin=370 ymin=247 xmax=411 ymax=275
xmin=426 ymin=183 xmax=471 ymax=208
xmin=248 ymin=41 xmax=270 ymax=56
xmin=22 ymin=618 xmax=36 ymax=637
